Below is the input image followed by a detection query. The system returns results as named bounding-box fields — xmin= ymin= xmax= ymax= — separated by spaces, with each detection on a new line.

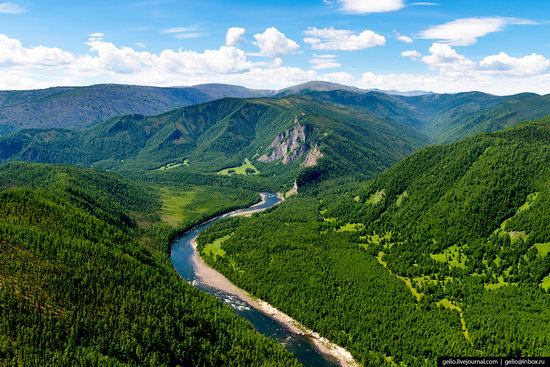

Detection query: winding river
xmin=170 ymin=193 xmax=352 ymax=367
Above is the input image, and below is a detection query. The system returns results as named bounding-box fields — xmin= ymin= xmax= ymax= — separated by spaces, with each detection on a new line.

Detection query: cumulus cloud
xmin=0 ymin=2 xmax=25 ymax=14
xmin=1 ymin=33 xmax=550 ymax=95
xmin=421 ymin=43 xmax=474 ymax=76
xmin=253 ymin=27 xmax=300 ymax=57
xmin=0 ymin=34 xmax=76 ymax=67
xmin=303 ymin=27 xmax=385 ymax=51
xmin=401 ymin=50 xmax=422 ymax=60
xmin=226 ymin=27 xmax=246 ymax=47
xmin=0 ymin=33 xmax=319 ymax=90
xmin=480 ymin=52 xmax=549 ymax=76
xmin=334 ymin=0 xmax=404 ymax=14
xmin=418 ymin=17 xmax=537 ymax=46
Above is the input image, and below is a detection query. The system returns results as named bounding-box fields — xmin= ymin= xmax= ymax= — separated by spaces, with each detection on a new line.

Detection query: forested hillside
xmin=0 ymin=83 xmax=272 ymax=134
xmin=0 ymin=96 xmax=426 ymax=188
xmin=0 ymin=162 xmax=298 ymax=366
xmin=197 ymin=119 xmax=550 ymax=366
xmin=292 ymin=87 xmax=550 ymax=143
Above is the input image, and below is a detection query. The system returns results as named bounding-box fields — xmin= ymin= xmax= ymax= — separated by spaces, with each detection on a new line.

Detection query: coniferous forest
xmin=1 ymin=80 xmax=550 ymax=367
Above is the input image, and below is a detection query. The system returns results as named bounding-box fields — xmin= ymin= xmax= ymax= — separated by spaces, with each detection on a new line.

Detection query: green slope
xmin=197 ymin=119 xmax=550 ymax=366
xmin=0 ymin=162 xmax=298 ymax=367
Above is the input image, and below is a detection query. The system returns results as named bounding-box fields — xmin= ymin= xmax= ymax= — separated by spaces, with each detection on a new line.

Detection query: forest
xmin=0 ymin=162 xmax=299 ymax=366
xmin=197 ymin=119 xmax=550 ymax=366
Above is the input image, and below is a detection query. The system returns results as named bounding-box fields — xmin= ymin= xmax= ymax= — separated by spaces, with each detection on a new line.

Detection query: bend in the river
xmin=170 ymin=192 xmax=357 ymax=367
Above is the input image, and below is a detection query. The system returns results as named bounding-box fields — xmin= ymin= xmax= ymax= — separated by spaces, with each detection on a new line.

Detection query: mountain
xmin=189 ymin=83 xmax=276 ymax=99
xmin=197 ymin=118 xmax=550 ymax=365
xmin=276 ymin=81 xmax=365 ymax=97
xmin=276 ymin=81 xmax=431 ymax=98
xmin=292 ymin=88 xmax=550 ymax=143
xmin=2 ymin=81 xmax=546 ymax=145
xmin=0 ymin=96 xmax=427 ymax=187
xmin=0 ymin=83 xmax=274 ymax=134
xmin=0 ymin=161 xmax=299 ymax=366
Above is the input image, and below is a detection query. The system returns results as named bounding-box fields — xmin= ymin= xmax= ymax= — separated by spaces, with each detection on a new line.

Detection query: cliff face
xmin=258 ymin=118 xmax=308 ymax=164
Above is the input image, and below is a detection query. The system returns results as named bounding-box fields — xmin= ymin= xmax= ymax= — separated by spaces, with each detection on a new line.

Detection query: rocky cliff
xmin=257 ymin=117 xmax=308 ymax=164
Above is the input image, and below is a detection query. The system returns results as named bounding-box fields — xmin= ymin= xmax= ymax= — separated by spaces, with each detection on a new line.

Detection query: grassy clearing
xmin=541 ymin=274 xmax=550 ymax=291
xmin=218 ymin=158 xmax=259 ymax=176
xmin=518 ymin=192 xmax=540 ymax=213
xmin=362 ymin=232 xmax=392 ymax=246
xmin=336 ymin=223 xmax=365 ymax=232
xmin=396 ymin=191 xmax=408 ymax=207
xmin=160 ymin=188 xmax=198 ymax=227
xmin=437 ymin=299 xmax=469 ymax=340
xmin=158 ymin=185 xmax=256 ymax=229
xmin=495 ymin=192 xmax=539 ymax=239
xmin=430 ymin=245 xmax=467 ymax=269
xmin=534 ymin=243 xmax=550 ymax=256
xmin=366 ymin=189 xmax=385 ymax=205
xmin=203 ymin=235 xmax=232 ymax=261
xmin=156 ymin=159 xmax=189 ymax=171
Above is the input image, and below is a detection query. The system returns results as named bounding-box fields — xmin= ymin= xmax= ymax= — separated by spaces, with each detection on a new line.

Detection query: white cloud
xmin=410 ymin=2 xmax=438 ymax=5
xmin=418 ymin=17 xmax=537 ymax=46
xmin=226 ymin=27 xmax=246 ymax=47
xmin=2 ymin=33 xmax=550 ymax=95
xmin=253 ymin=27 xmax=300 ymax=57
xmin=0 ymin=34 xmax=76 ymax=67
xmin=309 ymin=55 xmax=341 ymax=70
xmin=173 ymin=32 xmax=204 ymax=39
xmin=393 ymin=31 xmax=413 ymax=44
xmin=322 ymin=72 xmax=354 ymax=84
xmin=480 ymin=52 xmax=550 ymax=76
xmin=134 ymin=42 xmax=147 ymax=49
xmin=303 ymin=27 xmax=385 ymax=51
xmin=421 ymin=43 xmax=474 ymax=76
xmin=88 ymin=33 xmax=105 ymax=42
xmin=0 ymin=33 xmax=319 ymax=90
xmin=401 ymin=50 xmax=422 ymax=60
xmin=357 ymin=70 xmax=550 ymax=96
xmin=161 ymin=27 xmax=198 ymax=34
xmin=0 ymin=2 xmax=25 ymax=14
xmin=335 ymin=0 xmax=404 ymax=14
xmin=161 ymin=26 xmax=204 ymax=39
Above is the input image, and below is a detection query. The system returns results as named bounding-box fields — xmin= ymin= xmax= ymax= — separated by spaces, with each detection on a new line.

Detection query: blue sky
xmin=1 ymin=0 xmax=549 ymax=94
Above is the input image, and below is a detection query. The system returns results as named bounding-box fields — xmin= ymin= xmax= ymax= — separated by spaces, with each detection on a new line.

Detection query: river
xmin=170 ymin=192 xmax=346 ymax=367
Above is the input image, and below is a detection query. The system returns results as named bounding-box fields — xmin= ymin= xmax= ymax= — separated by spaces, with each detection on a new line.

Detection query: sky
xmin=1 ymin=0 xmax=549 ymax=94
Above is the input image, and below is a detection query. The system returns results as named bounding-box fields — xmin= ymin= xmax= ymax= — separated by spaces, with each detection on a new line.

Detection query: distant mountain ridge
xmin=0 ymin=83 xmax=274 ymax=134
xmin=276 ymin=81 xmax=431 ymax=97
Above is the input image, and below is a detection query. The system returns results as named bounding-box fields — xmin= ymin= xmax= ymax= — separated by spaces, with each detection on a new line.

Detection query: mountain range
xmin=0 ymin=83 xmax=273 ymax=134
xmin=1 ymin=81 xmax=550 ymax=190
xmin=1 ymin=80 xmax=549 ymax=366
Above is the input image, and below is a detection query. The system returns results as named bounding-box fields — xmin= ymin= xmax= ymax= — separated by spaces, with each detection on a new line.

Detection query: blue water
xmin=170 ymin=192 xmax=340 ymax=367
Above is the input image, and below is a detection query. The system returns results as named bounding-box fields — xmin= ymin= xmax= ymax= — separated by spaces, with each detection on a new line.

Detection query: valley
xmin=1 ymin=81 xmax=549 ymax=367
